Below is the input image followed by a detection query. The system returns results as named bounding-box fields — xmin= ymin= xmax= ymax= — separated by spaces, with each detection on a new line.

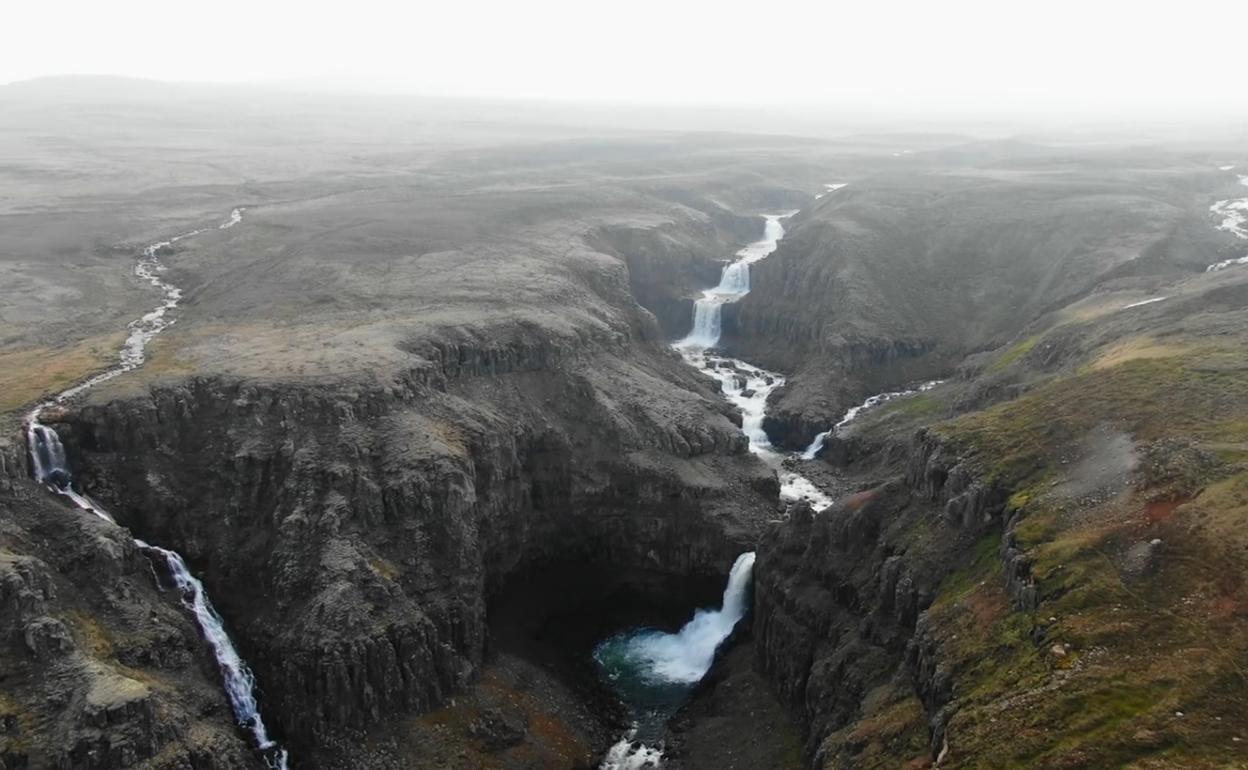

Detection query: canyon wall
xmin=0 ymin=436 xmax=263 ymax=769
xmin=47 ymin=320 xmax=776 ymax=766
xmin=754 ymin=429 xmax=1008 ymax=765
xmin=727 ymin=167 xmax=1222 ymax=448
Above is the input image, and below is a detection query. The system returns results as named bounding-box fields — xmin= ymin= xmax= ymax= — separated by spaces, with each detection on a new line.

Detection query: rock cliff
xmin=754 ymin=428 xmax=1007 ymax=765
xmin=0 ymin=437 xmax=262 ymax=769
xmin=44 ymin=321 xmax=775 ymax=766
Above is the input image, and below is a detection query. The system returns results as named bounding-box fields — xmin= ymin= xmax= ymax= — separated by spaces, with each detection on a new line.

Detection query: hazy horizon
xmin=7 ymin=0 xmax=1248 ymax=125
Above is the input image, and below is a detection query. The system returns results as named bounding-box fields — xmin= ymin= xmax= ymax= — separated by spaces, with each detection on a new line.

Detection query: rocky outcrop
xmin=753 ymin=429 xmax=1008 ymax=765
xmin=0 ymin=442 xmax=262 ymax=769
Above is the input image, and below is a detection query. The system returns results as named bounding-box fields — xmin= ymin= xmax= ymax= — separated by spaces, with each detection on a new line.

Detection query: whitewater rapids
xmin=673 ymin=212 xmax=834 ymax=511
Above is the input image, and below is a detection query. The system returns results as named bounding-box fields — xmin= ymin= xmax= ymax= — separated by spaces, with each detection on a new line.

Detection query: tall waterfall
xmin=594 ymin=552 xmax=756 ymax=769
xmin=23 ymin=209 xmax=289 ymax=769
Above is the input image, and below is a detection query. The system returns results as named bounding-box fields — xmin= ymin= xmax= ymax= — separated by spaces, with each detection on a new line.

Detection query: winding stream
xmin=23 ymin=209 xmax=289 ymax=769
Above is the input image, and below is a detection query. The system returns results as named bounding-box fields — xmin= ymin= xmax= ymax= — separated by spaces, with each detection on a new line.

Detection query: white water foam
xmin=675 ymin=213 xmax=794 ymax=350
xmin=684 ymin=352 xmax=834 ymax=511
xmin=1122 ymin=296 xmax=1169 ymax=310
xmin=1208 ymin=175 xmax=1248 ymax=272
xmin=22 ymin=209 xmax=287 ymax=768
xmin=600 ymin=552 xmax=754 ymax=685
xmin=672 ymin=213 xmax=833 ymax=511
xmin=601 ymin=731 xmax=664 ymax=770
xmin=814 ymin=182 xmax=847 ymax=200
xmin=595 ymin=553 xmax=755 ymax=770
xmin=801 ymin=380 xmax=944 ymax=461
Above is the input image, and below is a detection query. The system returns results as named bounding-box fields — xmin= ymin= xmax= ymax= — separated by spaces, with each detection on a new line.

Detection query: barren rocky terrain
xmin=3 ymin=78 xmax=1247 ymax=770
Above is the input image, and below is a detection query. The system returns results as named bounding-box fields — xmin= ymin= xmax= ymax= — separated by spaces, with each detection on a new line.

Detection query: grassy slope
xmin=821 ymin=275 xmax=1248 ymax=767
xmin=929 ymin=341 xmax=1248 ymax=767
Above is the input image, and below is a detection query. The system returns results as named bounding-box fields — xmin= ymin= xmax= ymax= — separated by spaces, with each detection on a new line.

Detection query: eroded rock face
xmin=753 ymin=430 xmax=1006 ymax=765
xmin=589 ymin=213 xmax=754 ymax=339
xmin=54 ymin=330 xmax=776 ymax=765
xmin=0 ymin=441 xmax=261 ymax=769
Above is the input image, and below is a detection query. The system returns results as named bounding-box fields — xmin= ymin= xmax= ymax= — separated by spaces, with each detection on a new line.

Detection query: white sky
xmin=5 ymin=0 xmax=1247 ymax=116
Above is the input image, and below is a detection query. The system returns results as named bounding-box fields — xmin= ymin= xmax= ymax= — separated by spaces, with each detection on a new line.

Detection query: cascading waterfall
xmin=801 ymin=379 xmax=944 ymax=460
xmin=1208 ymin=173 xmax=1248 ymax=272
xmin=673 ymin=210 xmax=834 ymax=511
xmin=23 ymin=209 xmax=289 ymax=769
xmin=675 ymin=213 xmax=789 ymax=351
xmin=594 ymin=552 xmax=755 ymax=769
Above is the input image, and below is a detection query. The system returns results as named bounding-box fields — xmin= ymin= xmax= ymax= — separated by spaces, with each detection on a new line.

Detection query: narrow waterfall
xmin=23 ymin=209 xmax=289 ymax=769
xmin=594 ymin=552 xmax=756 ymax=769
xmin=801 ymin=379 xmax=944 ymax=460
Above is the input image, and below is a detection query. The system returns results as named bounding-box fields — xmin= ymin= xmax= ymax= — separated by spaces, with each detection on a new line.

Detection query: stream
xmin=592 ymin=194 xmax=953 ymax=768
xmin=23 ymin=209 xmax=289 ymax=769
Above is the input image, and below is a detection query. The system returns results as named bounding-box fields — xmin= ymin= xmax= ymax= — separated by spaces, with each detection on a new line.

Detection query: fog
xmin=5 ymin=0 xmax=1248 ymax=123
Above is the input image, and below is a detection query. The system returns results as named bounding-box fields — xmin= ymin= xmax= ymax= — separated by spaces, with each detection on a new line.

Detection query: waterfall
xmin=140 ymin=543 xmax=289 ymax=768
xmin=814 ymin=182 xmax=848 ymax=200
xmin=594 ymin=552 xmax=756 ymax=769
xmin=596 ymin=552 xmax=754 ymax=686
xmin=801 ymin=380 xmax=944 ymax=460
xmin=675 ymin=213 xmax=792 ymax=351
xmin=25 ymin=420 xmax=289 ymax=768
xmin=673 ymin=212 xmax=834 ymax=512
xmin=22 ymin=208 xmax=288 ymax=768
xmin=28 ymin=424 xmax=70 ymax=489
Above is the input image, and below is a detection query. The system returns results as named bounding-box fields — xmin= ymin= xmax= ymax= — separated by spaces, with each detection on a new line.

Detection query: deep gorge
xmin=16 ymin=202 xmax=992 ymax=770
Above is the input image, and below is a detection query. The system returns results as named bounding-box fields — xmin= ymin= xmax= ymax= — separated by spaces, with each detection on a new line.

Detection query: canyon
xmin=3 ymin=80 xmax=1248 ymax=770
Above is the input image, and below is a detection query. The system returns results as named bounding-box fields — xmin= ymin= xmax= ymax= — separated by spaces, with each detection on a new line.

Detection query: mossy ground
xmin=987 ymin=335 xmax=1041 ymax=373
xmin=820 ymin=685 xmax=932 ymax=769
xmin=917 ymin=336 xmax=1248 ymax=768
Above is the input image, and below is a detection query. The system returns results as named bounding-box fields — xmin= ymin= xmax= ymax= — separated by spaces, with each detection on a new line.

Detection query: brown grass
xmin=0 ymin=332 xmax=125 ymax=414
xmin=1091 ymin=336 xmax=1187 ymax=371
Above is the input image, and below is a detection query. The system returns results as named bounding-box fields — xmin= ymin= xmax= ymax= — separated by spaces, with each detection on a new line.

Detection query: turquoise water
xmin=592 ymin=552 xmax=755 ymax=744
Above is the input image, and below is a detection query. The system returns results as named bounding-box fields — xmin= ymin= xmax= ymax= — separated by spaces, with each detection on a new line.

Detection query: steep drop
xmin=22 ymin=209 xmax=289 ymax=769
xmin=594 ymin=552 xmax=756 ymax=768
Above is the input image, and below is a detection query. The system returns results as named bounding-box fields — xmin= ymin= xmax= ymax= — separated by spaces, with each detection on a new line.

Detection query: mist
xmin=6 ymin=0 xmax=1248 ymax=126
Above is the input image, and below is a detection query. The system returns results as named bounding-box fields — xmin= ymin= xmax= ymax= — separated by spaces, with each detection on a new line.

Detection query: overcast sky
xmin=6 ymin=0 xmax=1247 ymax=118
